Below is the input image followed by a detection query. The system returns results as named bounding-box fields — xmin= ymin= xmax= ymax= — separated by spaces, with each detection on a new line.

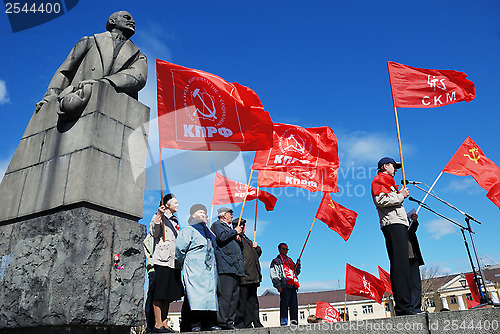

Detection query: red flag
xmin=387 ymin=61 xmax=475 ymax=108
xmin=315 ymin=193 xmax=357 ymax=241
xmin=345 ymin=263 xmax=386 ymax=304
xmin=377 ymin=266 xmax=393 ymax=295
xmin=252 ymin=123 xmax=339 ymax=170
xmin=212 ymin=172 xmax=277 ymax=211
xmin=464 ymin=273 xmax=481 ymax=303
xmin=156 ymin=59 xmax=273 ymax=151
xmin=315 ymin=301 xmax=340 ymax=323
xmin=442 ymin=137 xmax=500 ymax=209
xmin=257 ymin=166 xmax=339 ymax=193
xmin=466 ymin=299 xmax=480 ymax=309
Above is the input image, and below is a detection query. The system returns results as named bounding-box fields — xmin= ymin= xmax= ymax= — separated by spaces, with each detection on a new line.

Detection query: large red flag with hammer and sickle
xmin=442 ymin=137 xmax=500 ymax=209
xmin=157 ymin=59 xmax=273 ymax=151
xmin=212 ymin=172 xmax=277 ymax=211
xmin=387 ymin=61 xmax=475 ymax=108
xmin=252 ymin=123 xmax=339 ymax=170
xmin=345 ymin=263 xmax=386 ymax=304
xmin=315 ymin=193 xmax=357 ymax=241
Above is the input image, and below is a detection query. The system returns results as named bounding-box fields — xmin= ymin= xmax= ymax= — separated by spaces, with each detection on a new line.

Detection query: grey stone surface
xmin=0 ymin=82 xmax=150 ymax=222
xmin=0 ymin=207 xmax=146 ymax=330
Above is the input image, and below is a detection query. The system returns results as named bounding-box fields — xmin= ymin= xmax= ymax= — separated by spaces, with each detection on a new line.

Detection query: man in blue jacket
xmin=211 ymin=207 xmax=244 ymax=329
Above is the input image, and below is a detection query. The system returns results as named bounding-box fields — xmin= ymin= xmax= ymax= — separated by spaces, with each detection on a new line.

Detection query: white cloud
xmin=444 ymin=178 xmax=482 ymax=195
xmin=425 ymin=218 xmax=456 ymax=240
xmin=0 ymin=80 xmax=10 ymax=105
xmin=337 ymin=131 xmax=413 ymax=167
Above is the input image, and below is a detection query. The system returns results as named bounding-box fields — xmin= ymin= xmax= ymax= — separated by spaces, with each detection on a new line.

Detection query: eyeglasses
xmin=281 ymin=248 xmax=289 ymax=250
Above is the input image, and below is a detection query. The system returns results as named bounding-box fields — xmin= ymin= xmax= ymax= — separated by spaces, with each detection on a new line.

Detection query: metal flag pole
xmin=237 ymin=169 xmax=254 ymax=227
xmin=416 ymin=171 xmax=443 ymax=214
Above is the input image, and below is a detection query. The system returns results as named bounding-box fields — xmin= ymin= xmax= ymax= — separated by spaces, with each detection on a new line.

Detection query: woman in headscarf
xmin=176 ymin=204 xmax=219 ymax=332
xmin=150 ymin=194 xmax=183 ymax=333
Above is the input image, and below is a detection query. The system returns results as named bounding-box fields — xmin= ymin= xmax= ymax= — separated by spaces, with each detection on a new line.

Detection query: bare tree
xmin=420 ymin=265 xmax=441 ymax=311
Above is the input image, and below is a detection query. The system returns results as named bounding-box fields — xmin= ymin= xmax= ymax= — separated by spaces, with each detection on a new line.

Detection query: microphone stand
xmin=407 ymin=195 xmax=497 ymax=307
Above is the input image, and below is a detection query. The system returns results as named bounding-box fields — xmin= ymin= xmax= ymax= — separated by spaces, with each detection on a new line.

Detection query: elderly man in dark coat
xmin=232 ymin=219 xmax=264 ymax=328
xmin=210 ymin=207 xmax=244 ymax=329
xmin=35 ymin=10 xmax=147 ymax=113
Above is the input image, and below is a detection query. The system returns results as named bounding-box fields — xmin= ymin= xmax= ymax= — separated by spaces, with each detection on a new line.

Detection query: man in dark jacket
xmin=232 ymin=219 xmax=264 ymax=328
xmin=211 ymin=207 xmax=244 ymax=329
xmin=407 ymin=210 xmax=425 ymax=311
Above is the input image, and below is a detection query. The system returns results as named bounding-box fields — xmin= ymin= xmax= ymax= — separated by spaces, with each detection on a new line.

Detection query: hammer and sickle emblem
xmin=328 ymin=200 xmax=336 ymax=210
xmin=464 ymin=148 xmax=481 ymax=163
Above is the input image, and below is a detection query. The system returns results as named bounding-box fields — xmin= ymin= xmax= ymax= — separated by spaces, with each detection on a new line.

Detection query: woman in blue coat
xmin=176 ymin=204 xmax=219 ymax=331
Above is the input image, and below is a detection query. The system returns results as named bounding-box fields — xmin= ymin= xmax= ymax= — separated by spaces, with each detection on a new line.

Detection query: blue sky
xmin=1 ymin=1 xmax=499 ymax=294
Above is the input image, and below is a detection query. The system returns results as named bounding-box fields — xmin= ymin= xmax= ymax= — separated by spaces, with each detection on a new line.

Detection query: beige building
xmin=166 ymin=266 xmax=500 ymax=330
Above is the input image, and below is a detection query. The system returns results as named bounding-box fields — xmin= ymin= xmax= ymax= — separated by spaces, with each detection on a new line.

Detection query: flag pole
xmin=393 ymin=106 xmax=407 ymax=186
xmin=298 ymin=217 xmax=316 ymax=261
xmin=209 ymin=203 xmax=214 ymax=228
xmin=416 ymin=171 xmax=443 ymax=214
xmin=253 ymin=186 xmax=259 ymax=243
xmin=158 ymin=143 xmax=166 ymax=242
xmin=237 ymin=169 xmax=254 ymax=227
xmin=388 ymin=62 xmax=407 ymax=186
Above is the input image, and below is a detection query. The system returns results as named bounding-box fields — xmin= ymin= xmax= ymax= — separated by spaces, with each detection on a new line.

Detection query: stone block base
xmin=0 ymin=206 xmax=146 ymax=329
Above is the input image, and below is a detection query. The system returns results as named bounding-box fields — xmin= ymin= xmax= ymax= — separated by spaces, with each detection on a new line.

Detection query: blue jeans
xmin=280 ymin=287 xmax=298 ymax=326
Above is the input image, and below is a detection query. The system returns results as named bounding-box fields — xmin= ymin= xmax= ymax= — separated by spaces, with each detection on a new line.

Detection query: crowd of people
xmin=142 ymin=155 xmax=424 ymax=332
xmin=142 ymin=196 xmax=302 ymax=333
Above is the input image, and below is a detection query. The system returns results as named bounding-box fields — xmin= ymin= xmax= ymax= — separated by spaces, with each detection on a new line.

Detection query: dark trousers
xmin=217 ymin=274 xmax=240 ymax=327
xmin=382 ymin=224 xmax=412 ymax=315
xmin=180 ymin=297 xmax=217 ymax=331
xmin=280 ymin=287 xmax=298 ymax=326
xmin=235 ymin=283 xmax=263 ymax=328
xmin=409 ymin=258 xmax=422 ymax=310
xmin=145 ymin=271 xmax=156 ymax=330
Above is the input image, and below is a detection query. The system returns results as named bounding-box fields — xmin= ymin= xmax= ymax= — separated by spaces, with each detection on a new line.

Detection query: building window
xmin=385 ymin=303 xmax=391 ymax=312
xmin=450 ymin=296 xmax=457 ymax=304
xmin=362 ymin=305 xmax=374 ymax=314
xmin=424 ymin=298 xmax=435 ymax=307
xmin=262 ymin=313 xmax=267 ymax=322
xmin=339 ymin=307 xmax=348 ymax=314
xmin=466 ymin=293 xmax=473 ymax=301
xmin=300 ymin=311 xmax=305 ymax=320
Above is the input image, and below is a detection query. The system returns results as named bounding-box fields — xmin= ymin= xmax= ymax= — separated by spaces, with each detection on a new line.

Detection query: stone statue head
xmin=106 ymin=11 xmax=135 ymax=39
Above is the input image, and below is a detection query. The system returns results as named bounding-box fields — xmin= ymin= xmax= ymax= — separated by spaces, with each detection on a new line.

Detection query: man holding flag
xmin=270 ymin=243 xmax=301 ymax=326
xmin=371 ymin=157 xmax=422 ymax=316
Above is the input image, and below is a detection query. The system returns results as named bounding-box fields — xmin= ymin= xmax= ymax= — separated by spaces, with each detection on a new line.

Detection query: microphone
xmin=401 ymin=180 xmax=423 ymax=185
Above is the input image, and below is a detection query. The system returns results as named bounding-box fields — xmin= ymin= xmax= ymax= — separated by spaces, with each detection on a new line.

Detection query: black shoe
xmin=153 ymin=327 xmax=171 ymax=333
xmin=191 ymin=327 xmax=201 ymax=332
xmin=203 ymin=326 xmax=221 ymax=331
xmin=220 ymin=325 xmax=235 ymax=330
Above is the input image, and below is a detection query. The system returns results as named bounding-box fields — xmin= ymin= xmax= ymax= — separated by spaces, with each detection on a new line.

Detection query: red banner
xmin=212 ymin=172 xmax=277 ymax=211
xmin=315 ymin=193 xmax=357 ymax=241
xmin=252 ymin=123 xmax=339 ymax=170
xmin=315 ymin=301 xmax=340 ymax=323
xmin=377 ymin=266 xmax=393 ymax=295
xmin=442 ymin=137 xmax=500 ymax=209
xmin=345 ymin=263 xmax=385 ymax=304
xmin=257 ymin=167 xmax=339 ymax=193
xmin=387 ymin=61 xmax=475 ymax=108
xmin=464 ymin=273 xmax=481 ymax=303
xmin=157 ymin=59 xmax=273 ymax=151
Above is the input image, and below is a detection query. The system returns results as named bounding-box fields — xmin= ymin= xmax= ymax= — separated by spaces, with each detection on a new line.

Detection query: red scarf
xmin=280 ymin=255 xmax=300 ymax=288
xmin=371 ymin=172 xmax=398 ymax=197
